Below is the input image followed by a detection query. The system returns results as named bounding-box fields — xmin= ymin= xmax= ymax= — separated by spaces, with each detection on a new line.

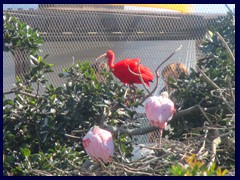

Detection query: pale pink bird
xmin=145 ymin=91 xmax=175 ymax=148
xmin=82 ymin=126 xmax=114 ymax=163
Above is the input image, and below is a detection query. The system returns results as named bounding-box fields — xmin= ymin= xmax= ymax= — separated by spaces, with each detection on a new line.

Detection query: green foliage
xmin=3 ymin=15 xmax=141 ymax=173
xmin=166 ymin=10 xmax=235 ymax=169
xmin=4 ymin=142 xmax=86 ymax=176
xmin=3 ymin=54 xmax=139 ymax=175
xmin=3 ymin=13 xmax=44 ymax=55
xmin=114 ymin=133 xmax=133 ymax=159
xmin=168 ymin=155 xmax=228 ymax=176
xmin=168 ymin=11 xmax=235 ymax=134
xmin=3 ymin=11 xmax=235 ymax=176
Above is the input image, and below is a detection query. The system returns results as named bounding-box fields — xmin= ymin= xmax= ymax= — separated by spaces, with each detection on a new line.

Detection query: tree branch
xmin=4 ymin=88 xmax=41 ymax=99
xmin=216 ymin=32 xmax=235 ymax=63
xmin=138 ymin=45 xmax=182 ymax=104
xmin=103 ymin=103 xmax=217 ymax=136
xmin=65 ymin=133 xmax=81 ymax=139
xmin=196 ymin=66 xmax=221 ymax=90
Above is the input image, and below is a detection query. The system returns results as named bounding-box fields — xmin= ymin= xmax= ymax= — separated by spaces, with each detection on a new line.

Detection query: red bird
xmin=96 ymin=50 xmax=154 ymax=87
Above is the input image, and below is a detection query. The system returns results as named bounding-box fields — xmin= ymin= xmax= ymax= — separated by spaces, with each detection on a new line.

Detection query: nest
xmin=28 ymin=134 xmax=235 ymax=176
xmin=77 ymin=137 xmax=231 ymax=176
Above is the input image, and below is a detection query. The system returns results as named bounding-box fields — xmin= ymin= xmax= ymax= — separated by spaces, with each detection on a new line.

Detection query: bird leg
xmin=124 ymin=85 xmax=133 ymax=106
xmin=159 ymin=129 xmax=163 ymax=149
xmin=129 ymin=84 xmax=137 ymax=102
xmin=123 ymin=85 xmax=129 ymax=99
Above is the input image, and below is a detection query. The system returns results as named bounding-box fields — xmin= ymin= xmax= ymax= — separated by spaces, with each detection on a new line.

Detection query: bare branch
xmin=155 ymin=45 xmax=183 ymax=74
xmin=65 ymin=133 xmax=81 ymax=139
xmin=4 ymin=88 xmax=41 ymax=99
xmin=138 ymin=45 xmax=183 ymax=104
xmin=36 ymin=83 xmax=40 ymax=98
xmin=104 ymin=103 xmax=217 ymax=136
xmin=196 ymin=66 xmax=221 ymax=90
xmin=137 ymin=63 xmax=151 ymax=94
xmin=225 ymin=4 xmax=235 ymax=15
xmin=197 ymin=122 xmax=209 ymax=158
xmin=211 ymin=88 xmax=235 ymax=113
xmin=198 ymin=104 xmax=214 ymax=125
xmin=127 ymin=63 xmax=150 ymax=94
xmin=207 ymin=129 xmax=221 ymax=168
xmin=216 ymin=32 xmax=235 ymax=63
xmin=127 ymin=64 xmax=140 ymax=76
xmin=111 ymin=162 xmax=153 ymax=176
xmin=227 ymin=78 xmax=235 ymax=106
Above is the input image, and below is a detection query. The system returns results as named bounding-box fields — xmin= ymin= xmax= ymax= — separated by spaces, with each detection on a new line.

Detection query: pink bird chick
xmin=145 ymin=91 xmax=175 ymax=148
xmin=82 ymin=126 xmax=114 ymax=163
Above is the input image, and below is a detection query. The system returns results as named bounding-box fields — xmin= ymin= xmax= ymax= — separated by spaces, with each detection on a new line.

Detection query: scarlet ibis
xmin=96 ymin=50 xmax=154 ymax=87
xmin=82 ymin=126 xmax=114 ymax=163
xmin=145 ymin=92 xmax=175 ymax=148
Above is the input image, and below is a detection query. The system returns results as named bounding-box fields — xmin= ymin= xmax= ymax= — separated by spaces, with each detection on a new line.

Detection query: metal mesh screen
xmin=3 ymin=4 xmax=234 ymax=144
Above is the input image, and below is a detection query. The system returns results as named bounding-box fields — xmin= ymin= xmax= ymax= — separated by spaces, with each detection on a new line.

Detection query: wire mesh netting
xmin=3 ymin=4 xmax=234 ymax=145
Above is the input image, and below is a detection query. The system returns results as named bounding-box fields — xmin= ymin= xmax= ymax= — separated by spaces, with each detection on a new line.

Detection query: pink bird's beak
xmin=96 ymin=53 xmax=107 ymax=61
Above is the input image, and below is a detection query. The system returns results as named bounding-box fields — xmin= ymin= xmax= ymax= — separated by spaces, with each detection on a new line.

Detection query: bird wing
xmin=127 ymin=58 xmax=154 ymax=84
xmin=146 ymin=96 xmax=174 ymax=128
xmin=113 ymin=58 xmax=154 ymax=86
xmin=83 ymin=129 xmax=106 ymax=161
xmin=92 ymin=127 xmax=114 ymax=163
xmin=97 ymin=128 xmax=114 ymax=163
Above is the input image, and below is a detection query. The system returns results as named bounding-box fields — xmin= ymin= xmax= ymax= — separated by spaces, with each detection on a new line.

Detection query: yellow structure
xmin=110 ymin=4 xmax=193 ymax=13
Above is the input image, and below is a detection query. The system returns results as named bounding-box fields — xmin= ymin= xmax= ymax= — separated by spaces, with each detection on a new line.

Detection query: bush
xmin=168 ymin=11 xmax=235 ymax=168
xmin=3 ymin=11 xmax=234 ymax=176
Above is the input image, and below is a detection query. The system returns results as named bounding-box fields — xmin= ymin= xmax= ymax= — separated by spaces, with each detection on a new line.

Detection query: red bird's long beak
xmin=96 ymin=53 xmax=107 ymax=61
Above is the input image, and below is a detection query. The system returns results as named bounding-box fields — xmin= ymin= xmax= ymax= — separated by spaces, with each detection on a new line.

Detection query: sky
xmin=3 ymin=4 xmax=235 ymax=14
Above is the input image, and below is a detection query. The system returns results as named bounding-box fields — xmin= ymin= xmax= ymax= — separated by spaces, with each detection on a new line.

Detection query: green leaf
xmin=51 ymin=94 xmax=56 ymax=103
xmin=20 ymin=148 xmax=31 ymax=157
xmin=3 ymin=99 xmax=14 ymax=106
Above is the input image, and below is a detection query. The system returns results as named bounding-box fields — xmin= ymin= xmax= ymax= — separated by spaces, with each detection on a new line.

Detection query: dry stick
xmin=196 ymin=67 xmax=221 ymax=90
xmin=227 ymin=78 xmax=235 ymax=106
xmin=100 ymin=107 xmax=107 ymax=128
xmin=208 ymin=130 xmax=221 ymax=168
xmin=138 ymin=45 xmax=183 ymax=104
xmin=36 ymin=82 xmax=40 ymax=98
xmin=98 ymin=160 xmax=114 ymax=176
xmin=127 ymin=64 xmax=151 ymax=94
xmin=71 ymin=129 xmax=89 ymax=133
xmin=216 ymin=32 xmax=235 ymax=63
xmin=211 ymin=89 xmax=235 ymax=113
xmin=137 ymin=63 xmax=151 ymax=94
xmin=198 ymin=105 xmax=221 ymax=168
xmin=29 ymin=169 xmax=54 ymax=176
xmin=130 ymin=155 xmax=165 ymax=166
xmin=198 ymin=104 xmax=213 ymax=126
xmin=196 ymin=128 xmax=209 ymax=158
xmin=112 ymin=161 xmax=153 ymax=176
xmin=225 ymin=4 xmax=235 ymax=15
xmin=180 ymin=144 xmax=194 ymax=160
xmin=219 ymin=89 xmax=235 ymax=113
xmin=4 ymin=89 xmax=41 ymax=98
xmin=65 ymin=133 xmax=81 ymax=139
xmin=197 ymin=67 xmax=234 ymax=112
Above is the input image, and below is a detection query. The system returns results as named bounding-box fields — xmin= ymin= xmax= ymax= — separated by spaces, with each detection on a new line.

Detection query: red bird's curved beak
xmin=96 ymin=53 xmax=107 ymax=61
